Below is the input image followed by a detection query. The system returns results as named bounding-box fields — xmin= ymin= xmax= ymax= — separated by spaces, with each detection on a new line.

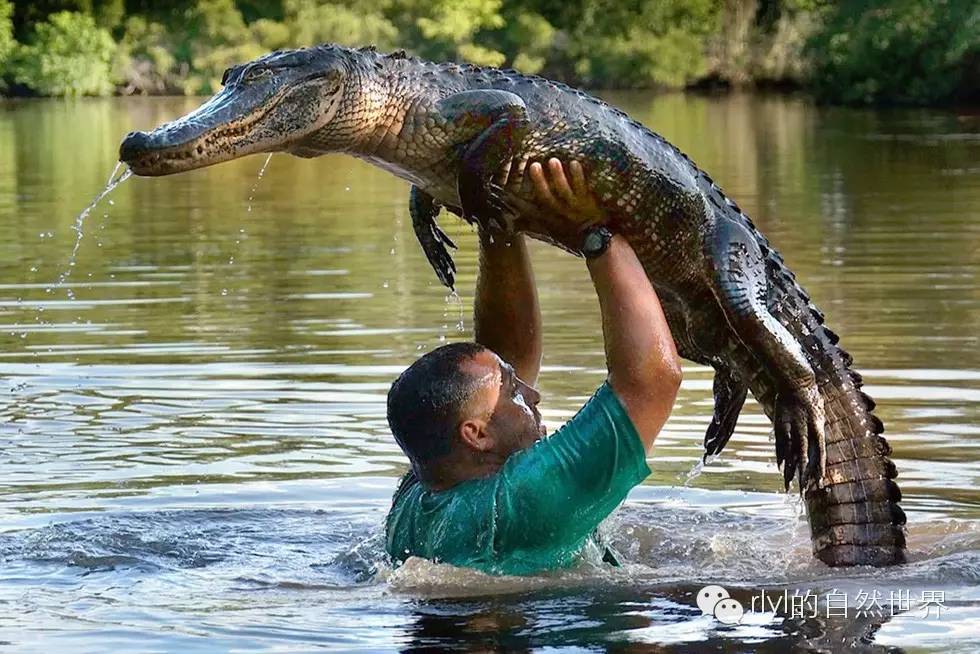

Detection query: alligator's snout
xmin=119 ymin=130 xmax=154 ymax=164
xmin=118 ymin=124 xmax=214 ymax=177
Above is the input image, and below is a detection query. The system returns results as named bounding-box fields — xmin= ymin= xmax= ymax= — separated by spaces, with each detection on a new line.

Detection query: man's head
xmin=387 ymin=342 xmax=544 ymax=488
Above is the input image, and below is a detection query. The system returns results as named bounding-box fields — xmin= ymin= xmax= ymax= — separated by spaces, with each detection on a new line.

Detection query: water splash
xmin=53 ymin=162 xmax=132 ymax=300
xmin=683 ymin=458 xmax=706 ymax=486
xmin=246 ymin=154 xmax=274 ymax=213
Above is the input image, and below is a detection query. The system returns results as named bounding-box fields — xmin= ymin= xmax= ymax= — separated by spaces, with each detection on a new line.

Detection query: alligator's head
xmin=119 ymin=45 xmax=384 ymax=176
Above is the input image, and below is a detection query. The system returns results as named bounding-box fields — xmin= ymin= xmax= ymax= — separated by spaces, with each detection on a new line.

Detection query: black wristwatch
xmin=582 ymin=226 xmax=613 ymax=259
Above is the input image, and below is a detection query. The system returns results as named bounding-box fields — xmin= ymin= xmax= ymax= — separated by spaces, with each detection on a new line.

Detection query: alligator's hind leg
xmin=705 ymin=219 xmax=827 ymax=490
xmin=703 ymin=367 xmax=748 ymax=461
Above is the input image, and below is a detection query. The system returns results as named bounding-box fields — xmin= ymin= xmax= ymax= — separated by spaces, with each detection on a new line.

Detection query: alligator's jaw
xmin=119 ymin=127 xmax=262 ymax=176
xmin=119 ymin=77 xmax=292 ymax=176
xmin=119 ymin=97 xmax=281 ymax=177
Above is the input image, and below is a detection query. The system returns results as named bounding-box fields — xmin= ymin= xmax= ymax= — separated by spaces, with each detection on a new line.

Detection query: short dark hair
xmin=387 ymin=342 xmax=488 ymax=469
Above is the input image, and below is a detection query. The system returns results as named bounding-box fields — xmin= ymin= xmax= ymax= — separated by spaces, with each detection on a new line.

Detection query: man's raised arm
xmin=587 ymin=235 xmax=682 ymax=450
xmin=474 ymin=232 xmax=542 ymax=386
xmin=526 ymin=159 xmax=682 ymax=450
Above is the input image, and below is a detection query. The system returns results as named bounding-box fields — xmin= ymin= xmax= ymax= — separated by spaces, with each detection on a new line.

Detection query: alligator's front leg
xmin=705 ymin=218 xmax=827 ymax=491
xmin=409 ymin=185 xmax=458 ymax=290
xmin=436 ymin=90 xmax=529 ymax=233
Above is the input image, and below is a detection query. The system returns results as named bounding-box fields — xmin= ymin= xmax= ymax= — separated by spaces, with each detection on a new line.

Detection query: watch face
xmin=583 ymin=228 xmax=609 ymax=256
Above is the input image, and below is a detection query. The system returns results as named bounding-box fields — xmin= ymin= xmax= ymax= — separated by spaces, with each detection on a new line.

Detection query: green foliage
xmin=115 ymin=15 xmax=180 ymax=94
xmin=0 ymin=0 xmax=975 ymax=104
xmin=10 ymin=10 xmax=116 ymax=96
xmin=565 ymin=0 xmax=721 ymax=87
xmin=182 ymin=0 xmax=266 ymax=94
xmin=0 ymin=0 xmax=14 ymax=75
xmin=283 ymin=0 xmax=397 ymax=50
xmin=806 ymin=0 xmax=980 ymax=105
xmin=491 ymin=9 xmax=555 ymax=74
xmin=391 ymin=0 xmax=506 ymax=66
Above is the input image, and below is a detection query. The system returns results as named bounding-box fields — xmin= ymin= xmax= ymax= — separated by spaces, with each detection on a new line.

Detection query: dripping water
xmin=246 ymin=154 xmax=274 ymax=213
xmin=52 ymin=162 xmax=133 ymax=300
xmin=226 ymin=154 xmax=275 ymax=285
xmin=447 ymin=290 xmax=465 ymax=333
xmin=683 ymin=458 xmax=706 ymax=486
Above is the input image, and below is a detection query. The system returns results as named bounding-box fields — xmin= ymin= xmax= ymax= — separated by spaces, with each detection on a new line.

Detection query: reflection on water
xmin=0 ymin=93 xmax=978 ymax=652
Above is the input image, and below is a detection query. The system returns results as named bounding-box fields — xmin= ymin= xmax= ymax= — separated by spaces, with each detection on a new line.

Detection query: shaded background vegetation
xmin=0 ymin=0 xmax=977 ymax=105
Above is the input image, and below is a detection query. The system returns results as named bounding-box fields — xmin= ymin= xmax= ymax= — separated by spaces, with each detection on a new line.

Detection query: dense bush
xmin=0 ymin=0 xmax=975 ymax=105
xmin=806 ymin=0 xmax=980 ymax=105
xmin=565 ymin=0 xmax=720 ymax=88
xmin=0 ymin=1 xmax=15 ymax=77
xmin=10 ymin=11 xmax=116 ymax=96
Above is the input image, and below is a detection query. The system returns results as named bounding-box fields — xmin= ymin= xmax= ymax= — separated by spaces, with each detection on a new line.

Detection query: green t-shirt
xmin=385 ymin=381 xmax=651 ymax=576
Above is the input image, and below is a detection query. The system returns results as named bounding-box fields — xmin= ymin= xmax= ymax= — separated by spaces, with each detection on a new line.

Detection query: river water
xmin=0 ymin=94 xmax=978 ymax=652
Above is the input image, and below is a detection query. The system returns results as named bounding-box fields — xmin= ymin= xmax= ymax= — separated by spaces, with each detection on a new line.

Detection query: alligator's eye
xmin=243 ymin=67 xmax=273 ymax=83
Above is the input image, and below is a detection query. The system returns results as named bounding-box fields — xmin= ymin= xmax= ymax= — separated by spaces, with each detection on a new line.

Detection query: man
xmin=385 ymin=159 xmax=682 ymax=575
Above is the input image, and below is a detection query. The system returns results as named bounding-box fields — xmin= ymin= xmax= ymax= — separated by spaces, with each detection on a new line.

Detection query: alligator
xmin=118 ymin=44 xmax=907 ymax=567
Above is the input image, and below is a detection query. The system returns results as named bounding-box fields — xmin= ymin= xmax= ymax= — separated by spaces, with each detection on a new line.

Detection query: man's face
xmin=460 ymin=351 xmax=544 ymax=459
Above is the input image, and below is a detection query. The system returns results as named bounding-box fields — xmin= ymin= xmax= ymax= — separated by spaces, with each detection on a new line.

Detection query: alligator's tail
xmin=670 ymin=141 xmax=906 ymax=566
xmin=757 ymin=248 xmax=907 ymax=567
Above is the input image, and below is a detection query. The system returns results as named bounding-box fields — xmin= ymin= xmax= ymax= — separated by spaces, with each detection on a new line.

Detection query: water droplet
xmin=389 ymin=248 xmax=395 ymax=255
xmin=221 ymin=288 xmax=228 ymax=296
xmin=382 ymin=281 xmax=389 ymax=288
xmin=29 ymin=266 xmax=37 ymax=272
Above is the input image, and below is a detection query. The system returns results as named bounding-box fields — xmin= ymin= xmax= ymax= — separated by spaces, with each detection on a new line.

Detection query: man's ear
xmin=458 ymin=418 xmax=493 ymax=453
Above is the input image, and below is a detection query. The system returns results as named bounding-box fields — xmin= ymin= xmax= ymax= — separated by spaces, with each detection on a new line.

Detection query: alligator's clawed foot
xmin=774 ymin=384 xmax=827 ymax=492
xmin=417 ymin=220 xmax=458 ymax=289
xmin=459 ymin=176 xmax=514 ymax=235
xmin=409 ymin=185 xmax=458 ymax=289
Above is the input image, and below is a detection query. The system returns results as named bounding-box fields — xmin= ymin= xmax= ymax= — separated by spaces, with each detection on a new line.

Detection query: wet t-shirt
xmin=385 ymin=381 xmax=651 ymax=576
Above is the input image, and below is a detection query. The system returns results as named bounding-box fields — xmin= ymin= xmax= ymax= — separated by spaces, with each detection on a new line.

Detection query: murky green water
xmin=1 ymin=94 xmax=978 ymax=652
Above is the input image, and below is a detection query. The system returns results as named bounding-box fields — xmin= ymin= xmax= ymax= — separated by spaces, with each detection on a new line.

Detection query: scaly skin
xmin=119 ymin=45 xmax=906 ymax=567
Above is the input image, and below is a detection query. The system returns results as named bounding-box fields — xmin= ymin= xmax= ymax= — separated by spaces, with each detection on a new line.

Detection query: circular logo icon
xmin=696 ymin=585 xmax=730 ymax=615
xmin=713 ymin=598 xmax=745 ymax=625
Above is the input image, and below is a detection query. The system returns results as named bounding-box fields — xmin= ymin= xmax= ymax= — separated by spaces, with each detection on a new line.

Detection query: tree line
xmin=0 ymin=0 xmax=976 ymax=105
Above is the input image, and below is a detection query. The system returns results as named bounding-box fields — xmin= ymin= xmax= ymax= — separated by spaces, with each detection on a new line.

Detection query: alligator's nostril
xmin=119 ymin=131 xmax=154 ymax=163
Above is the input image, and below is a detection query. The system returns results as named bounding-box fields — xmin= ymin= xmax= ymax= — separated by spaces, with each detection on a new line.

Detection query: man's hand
xmin=496 ymin=158 xmax=605 ymax=250
xmin=527 ymin=159 xmax=604 ymax=230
